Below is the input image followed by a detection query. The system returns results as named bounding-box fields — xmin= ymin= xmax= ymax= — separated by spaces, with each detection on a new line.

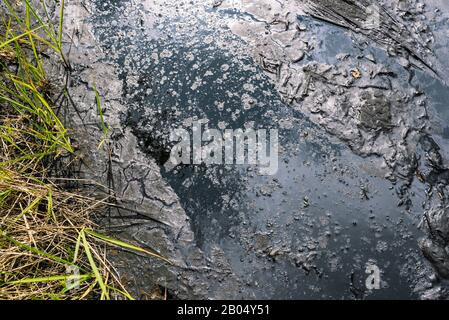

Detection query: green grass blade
xmin=0 ymin=26 xmax=43 ymax=50
xmin=80 ymin=229 xmax=110 ymax=300
xmin=93 ymin=85 xmax=109 ymax=137
xmin=85 ymin=229 xmax=171 ymax=264
xmin=2 ymin=233 xmax=75 ymax=267
xmin=6 ymin=274 xmax=91 ymax=285
xmin=58 ymin=0 xmax=65 ymax=49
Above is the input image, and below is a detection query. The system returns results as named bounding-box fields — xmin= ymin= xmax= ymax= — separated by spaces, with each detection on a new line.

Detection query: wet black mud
xmin=62 ymin=0 xmax=449 ymax=299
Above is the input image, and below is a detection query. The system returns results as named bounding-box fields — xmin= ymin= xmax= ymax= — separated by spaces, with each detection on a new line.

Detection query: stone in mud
xmin=426 ymin=206 xmax=449 ymax=244
xmin=419 ymin=238 xmax=449 ymax=279
xmin=358 ymin=92 xmax=392 ymax=131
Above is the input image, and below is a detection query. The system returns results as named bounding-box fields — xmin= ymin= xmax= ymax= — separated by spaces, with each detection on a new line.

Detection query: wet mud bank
xmin=62 ymin=0 xmax=449 ymax=299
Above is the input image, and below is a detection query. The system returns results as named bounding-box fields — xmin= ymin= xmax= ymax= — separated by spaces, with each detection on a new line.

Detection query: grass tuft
xmin=0 ymin=0 xmax=168 ymax=300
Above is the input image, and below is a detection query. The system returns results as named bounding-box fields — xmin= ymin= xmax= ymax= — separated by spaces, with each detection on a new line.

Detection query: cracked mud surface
xmin=60 ymin=0 xmax=449 ymax=299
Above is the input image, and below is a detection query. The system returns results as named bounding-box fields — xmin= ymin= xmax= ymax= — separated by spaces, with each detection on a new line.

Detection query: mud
xmin=54 ymin=0 xmax=449 ymax=299
xmin=219 ymin=0 xmax=449 ymax=295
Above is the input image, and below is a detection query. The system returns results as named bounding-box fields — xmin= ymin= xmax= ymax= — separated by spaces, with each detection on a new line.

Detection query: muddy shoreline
xmin=59 ymin=0 xmax=449 ymax=299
